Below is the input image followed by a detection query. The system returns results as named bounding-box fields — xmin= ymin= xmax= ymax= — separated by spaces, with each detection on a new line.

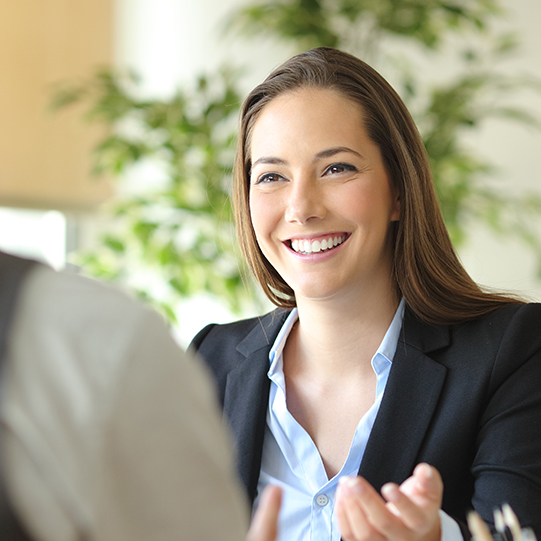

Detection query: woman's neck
xmin=289 ymin=285 xmax=400 ymax=379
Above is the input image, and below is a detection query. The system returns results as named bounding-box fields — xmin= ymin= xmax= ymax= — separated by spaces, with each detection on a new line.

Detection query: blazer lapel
xmin=223 ymin=309 xmax=290 ymax=502
xmin=359 ymin=309 xmax=450 ymax=490
xmin=221 ymin=306 xmax=450 ymax=499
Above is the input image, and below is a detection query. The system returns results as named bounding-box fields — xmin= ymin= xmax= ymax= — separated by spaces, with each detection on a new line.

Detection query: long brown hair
xmin=233 ymin=47 xmax=521 ymax=325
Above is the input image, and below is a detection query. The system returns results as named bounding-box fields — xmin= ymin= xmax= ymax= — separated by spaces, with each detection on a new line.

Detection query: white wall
xmin=0 ymin=208 xmax=67 ymax=269
xmin=457 ymin=1 xmax=541 ymax=301
xmin=114 ymin=0 xmax=294 ymax=97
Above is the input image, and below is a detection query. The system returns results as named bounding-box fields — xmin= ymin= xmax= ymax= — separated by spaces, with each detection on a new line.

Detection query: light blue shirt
xmin=254 ymin=299 xmax=462 ymax=541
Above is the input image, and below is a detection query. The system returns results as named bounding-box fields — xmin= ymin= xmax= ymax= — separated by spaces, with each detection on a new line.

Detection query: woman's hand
xmin=335 ymin=463 xmax=443 ymax=541
xmin=246 ymin=485 xmax=283 ymax=541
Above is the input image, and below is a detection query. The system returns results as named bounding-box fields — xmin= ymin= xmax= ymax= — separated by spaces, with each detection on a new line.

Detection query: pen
xmin=468 ymin=505 xmax=537 ymax=541
xmin=502 ymin=504 xmax=523 ymax=541
xmin=521 ymin=529 xmax=538 ymax=541
xmin=495 ymin=508 xmax=513 ymax=541
xmin=468 ymin=511 xmax=493 ymax=541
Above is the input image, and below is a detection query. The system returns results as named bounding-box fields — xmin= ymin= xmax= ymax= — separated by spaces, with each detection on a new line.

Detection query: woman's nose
xmin=284 ymin=179 xmax=326 ymax=224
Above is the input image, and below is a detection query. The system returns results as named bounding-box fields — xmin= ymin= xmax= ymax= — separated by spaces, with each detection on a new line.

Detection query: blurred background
xmin=1 ymin=0 xmax=540 ymax=345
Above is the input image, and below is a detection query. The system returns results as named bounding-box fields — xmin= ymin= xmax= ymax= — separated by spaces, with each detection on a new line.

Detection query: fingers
xmin=335 ymin=465 xmax=443 ymax=541
xmin=380 ymin=482 xmax=439 ymax=535
xmin=336 ymin=477 xmax=384 ymax=541
xmin=247 ymin=485 xmax=282 ymax=541
xmin=382 ymin=464 xmax=442 ymax=538
xmin=336 ymin=481 xmax=410 ymax=541
xmin=336 ymin=482 xmax=362 ymax=541
xmin=467 ymin=511 xmax=494 ymax=541
xmin=399 ymin=463 xmax=443 ymax=509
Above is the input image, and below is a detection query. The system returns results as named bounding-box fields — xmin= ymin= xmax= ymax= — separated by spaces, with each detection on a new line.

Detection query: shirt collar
xmin=268 ymin=298 xmax=405 ymax=378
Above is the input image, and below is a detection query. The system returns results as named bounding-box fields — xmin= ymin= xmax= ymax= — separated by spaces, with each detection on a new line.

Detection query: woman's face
xmin=248 ymin=88 xmax=400 ymax=303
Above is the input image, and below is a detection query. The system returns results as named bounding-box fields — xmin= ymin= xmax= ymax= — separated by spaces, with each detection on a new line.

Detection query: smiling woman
xmin=249 ymin=88 xmax=399 ymax=306
xmin=190 ymin=47 xmax=541 ymax=540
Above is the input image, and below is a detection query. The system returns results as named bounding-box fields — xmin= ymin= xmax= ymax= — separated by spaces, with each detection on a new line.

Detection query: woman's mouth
xmin=289 ymin=234 xmax=348 ymax=254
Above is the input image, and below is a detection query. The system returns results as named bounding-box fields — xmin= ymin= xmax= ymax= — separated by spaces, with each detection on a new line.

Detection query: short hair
xmin=233 ymin=47 xmax=520 ymax=324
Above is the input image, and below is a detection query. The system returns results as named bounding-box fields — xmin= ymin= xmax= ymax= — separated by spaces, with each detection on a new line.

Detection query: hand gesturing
xmin=335 ymin=463 xmax=443 ymax=541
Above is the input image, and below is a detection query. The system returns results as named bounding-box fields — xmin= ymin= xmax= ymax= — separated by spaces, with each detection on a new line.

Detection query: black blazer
xmin=190 ymin=303 xmax=541 ymax=535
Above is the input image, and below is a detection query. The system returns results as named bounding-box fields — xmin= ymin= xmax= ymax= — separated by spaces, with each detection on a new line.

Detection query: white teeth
xmin=290 ymin=235 xmax=346 ymax=254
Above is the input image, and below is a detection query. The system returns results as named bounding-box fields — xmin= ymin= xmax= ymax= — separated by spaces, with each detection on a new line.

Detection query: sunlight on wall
xmin=0 ymin=208 xmax=67 ymax=269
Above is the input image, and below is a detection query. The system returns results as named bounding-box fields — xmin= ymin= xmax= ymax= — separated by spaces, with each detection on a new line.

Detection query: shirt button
xmin=316 ymin=494 xmax=329 ymax=507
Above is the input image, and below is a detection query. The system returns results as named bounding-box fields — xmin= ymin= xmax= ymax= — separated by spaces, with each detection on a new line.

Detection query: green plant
xmin=53 ymin=68 xmax=260 ymax=321
xmin=226 ymin=0 xmax=503 ymax=53
xmin=55 ymin=0 xmax=541 ymax=323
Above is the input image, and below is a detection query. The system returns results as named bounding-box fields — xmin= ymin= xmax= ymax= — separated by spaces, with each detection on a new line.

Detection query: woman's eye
xmin=255 ymin=172 xmax=283 ymax=184
xmin=324 ymin=163 xmax=357 ymax=175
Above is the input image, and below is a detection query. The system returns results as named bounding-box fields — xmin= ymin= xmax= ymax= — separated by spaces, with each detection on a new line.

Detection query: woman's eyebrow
xmin=252 ymin=147 xmax=364 ymax=168
xmin=314 ymin=146 xmax=364 ymax=160
xmin=252 ymin=156 xmax=288 ymax=168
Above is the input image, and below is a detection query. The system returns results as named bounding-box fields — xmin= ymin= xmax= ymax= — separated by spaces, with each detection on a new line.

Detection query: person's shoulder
xmin=487 ymin=301 xmax=541 ymax=318
xmin=9 ymin=266 xmax=183 ymax=433
xmin=452 ymin=302 xmax=541 ymax=363
xmin=487 ymin=301 xmax=541 ymax=346
xmin=190 ymin=308 xmax=290 ymax=350
xmin=18 ymin=265 xmax=168 ymax=366
xmin=407 ymin=301 xmax=541 ymax=361
xmin=189 ymin=308 xmax=290 ymax=379
xmin=25 ymin=265 xmax=150 ymax=323
xmin=465 ymin=301 xmax=541 ymax=333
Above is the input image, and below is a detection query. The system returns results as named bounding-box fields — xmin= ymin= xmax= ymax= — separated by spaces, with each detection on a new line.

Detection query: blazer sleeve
xmin=469 ymin=304 xmax=541 ymax=532
xmin=189 ymin=323 xmax=216 ymax=351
